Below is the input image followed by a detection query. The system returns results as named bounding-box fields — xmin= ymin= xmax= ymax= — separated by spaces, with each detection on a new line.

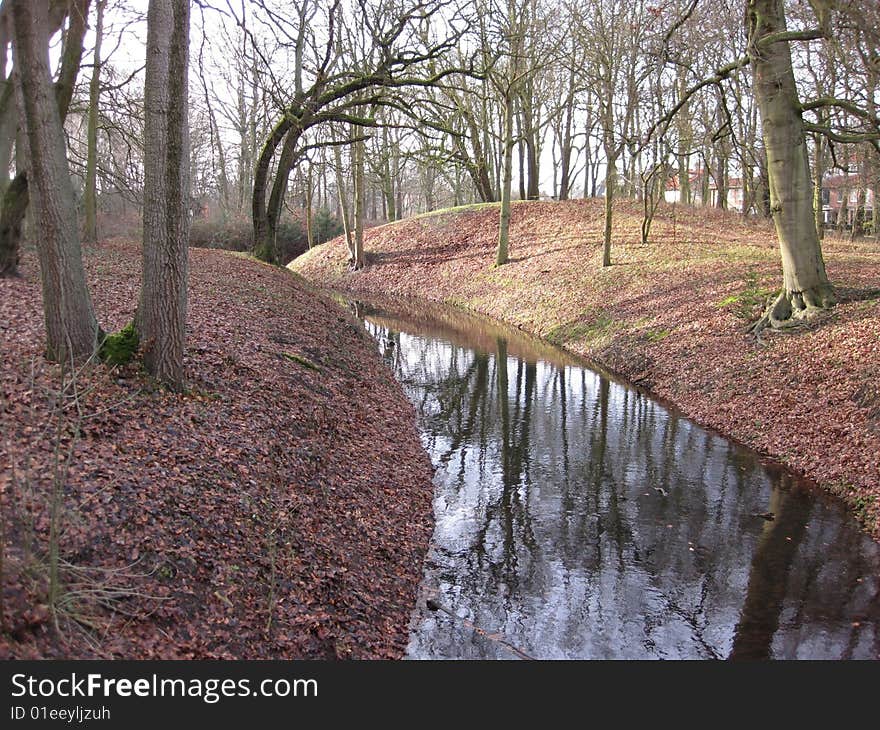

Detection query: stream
xmin=351 ymin=297 xmax=880 ymax=659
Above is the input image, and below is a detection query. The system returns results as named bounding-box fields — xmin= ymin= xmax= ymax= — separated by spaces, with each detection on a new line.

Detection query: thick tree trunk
xmin=137 ymin=0 xmax=190 ymax=390
xmin=1 ymin=0 xmax=88 ymax=277
xmin=747 ymin=0 xmax=834 ymax=330
xmin=257 ymin=124 xmax=302 ymax=263
xmin=83 ymin=0 xmax=106 ymax=244
xmin=252 ymin=116 xmax=294 ymax=262
xmin=11 ymin=0 xmax=98 ymax=360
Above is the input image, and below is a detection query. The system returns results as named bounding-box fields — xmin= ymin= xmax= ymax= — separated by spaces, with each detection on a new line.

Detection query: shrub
xmin=276 ymin=219 xmax=308 ymax=263
xmin=312 ymin=208 xmax=344 ymax=245
xmin=188 ymin=218 xmax=253 ymax=251
xmin=189 ymin=210 xmax=343 ymax=264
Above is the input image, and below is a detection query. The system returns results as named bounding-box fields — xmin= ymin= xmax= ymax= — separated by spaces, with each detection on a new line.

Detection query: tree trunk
xmin=516 ymin=103 xmax=526 ymax=202
xmin=836 ymin=171 xmax=849 ymax=233
xmin=256 ymin=119 xmax=307 ymax=264
xmin=602 ymin=152 xmax=616 ymax=267
xmin=850 ymin=186 xmax=865 ymax=241
xmin=351 ymin=131 xmax=365 ymax=270
xmin=333 ymin=142 xmax=354 ymax=262
xmin=873 ymin=184 xmax=879 ymax=237
xmin=137 ymin=0 xmax=190 ymax=390
xmin=676 ymin=67 xmax=691 ymax=206
xmin=305 ymin=165 xmax=314 ymax=249
xmin=812 ymin=131 xmax=825 ymax=240
xmin=0 ymin=172 xmax=26 ymax=276
xmin=11 ymin=0 xmax=98 ymax=360
xmin=747 ymin=0 xmax=834 ymax=329
xmin=83 ymin=0 xmax=106 ymax=244
xmin=252 ymin=116 xmax=294 ymax=262
xmin=1 ymin=0 xmax=88 ymax=277
xmin=496 ymin=91 xmax=514 ymax=267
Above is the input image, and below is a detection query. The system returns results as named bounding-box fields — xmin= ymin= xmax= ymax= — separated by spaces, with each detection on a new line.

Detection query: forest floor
xmin=0 ymin=241 xmax=434 ymax=659
xmin=292 ymin=197 xmax=880 ymax=538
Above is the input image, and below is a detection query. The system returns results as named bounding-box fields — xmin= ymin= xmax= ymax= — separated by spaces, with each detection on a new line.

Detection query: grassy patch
xmin=717 ymin=271 xmax=777 ymax=321
xmin=280 ymin=351 xmax=321 ymax=372
xmin=547 ymin=311 xmax=615 ymax=346
xmin=643 ymin=327 xmax=672 ymax=342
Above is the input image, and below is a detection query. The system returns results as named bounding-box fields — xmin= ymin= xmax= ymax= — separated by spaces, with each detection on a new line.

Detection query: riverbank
xmin=0 ymin=241 xmax=434 ymax=658
xmin=291 ymin=198 xmax=880 ymax=538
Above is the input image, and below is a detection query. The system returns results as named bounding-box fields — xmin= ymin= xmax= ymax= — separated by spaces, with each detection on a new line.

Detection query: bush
xmin=189 ymin=209 xmax=344 ymax=264
xmin=188 ymin=218 xmax=253 ymax=251
xmin=312 ymin=208 xmax=344 ymax=245
xmin=276 ymin=219 xmax=308 ymax=263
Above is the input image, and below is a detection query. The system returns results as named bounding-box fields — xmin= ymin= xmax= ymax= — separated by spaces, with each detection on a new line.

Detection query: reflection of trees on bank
xmin=730 ymin=479 xmax=811 ymax=660
xmin=472 ymin=339 xmax=538 ymax=591
xmin=731 ymin=476 xmax=880 ymax=660
xmin=360 ymin=312 xmax=880 ymax=659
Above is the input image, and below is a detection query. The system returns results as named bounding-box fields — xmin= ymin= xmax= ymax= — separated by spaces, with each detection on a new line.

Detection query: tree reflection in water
xmin=358 ymin=303 xmax=880 ymax=659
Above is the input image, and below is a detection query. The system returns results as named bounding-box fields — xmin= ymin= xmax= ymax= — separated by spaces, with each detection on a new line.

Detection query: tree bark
xmin=602 ymin=155 xmax=615 ymax=267
xmin=351 ymin=128 xmax=365 ymax=270
xmin=252 ymin=116 xmax=294 ymax=262
xmin=137 ymin=0 xmax=190 ymax=390
xmin=0 ymin=0 xmax=88 ymax=277
xmin=496 ymin=90 xmax=514 ymax=267
xmin=333 ymin=142 xmax=354 ymax=262
xmin=11 ymin=0 xmax=98 ymax=360
xmin=747 ymin=0 xmax=834 ymax=329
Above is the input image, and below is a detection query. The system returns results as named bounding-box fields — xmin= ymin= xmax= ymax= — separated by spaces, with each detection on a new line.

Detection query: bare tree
xmin=747 ymin=0 xmax=835 ymax=330
xmin=0 ymin=0 xmax=87 ymax=277
xmin=137 ymin=0 xmax=190 ymax=389
xmin=10 ymin=0 xmax=98 ymax=360
xmin=82 ymin=0 xmax=107 ymax=243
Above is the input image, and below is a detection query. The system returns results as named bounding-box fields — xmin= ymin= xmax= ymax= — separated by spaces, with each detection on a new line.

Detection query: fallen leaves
xmin=0 ymin=240 xmax=434 ymax=659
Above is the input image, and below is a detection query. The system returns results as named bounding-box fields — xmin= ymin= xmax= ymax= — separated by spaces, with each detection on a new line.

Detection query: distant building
xmin=819 ymin=174 xmax=875 ymax=228
xmin=665 ymin=169 xmax=744 ymax=211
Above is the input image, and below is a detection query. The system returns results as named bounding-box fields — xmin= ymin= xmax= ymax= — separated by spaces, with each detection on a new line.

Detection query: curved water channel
xmin=350 ymin=297 xmax=880 ymax=659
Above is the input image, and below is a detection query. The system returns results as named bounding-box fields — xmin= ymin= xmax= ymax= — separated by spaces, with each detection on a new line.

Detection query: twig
xmin=424 ymin=594 xmax=536 ymax=660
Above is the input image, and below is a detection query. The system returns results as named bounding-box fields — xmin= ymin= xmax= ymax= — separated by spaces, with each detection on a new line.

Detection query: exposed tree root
xmin=750 ymin=285 xmax=836 ymax=341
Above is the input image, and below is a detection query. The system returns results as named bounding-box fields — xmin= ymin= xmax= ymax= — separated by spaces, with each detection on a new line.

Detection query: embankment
xmin=0 ymin=241 xmax=434 ymax=658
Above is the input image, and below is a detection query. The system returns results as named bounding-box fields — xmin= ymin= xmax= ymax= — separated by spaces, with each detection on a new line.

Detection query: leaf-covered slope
xmin=1 ymin=241 xmax=434 ymax=658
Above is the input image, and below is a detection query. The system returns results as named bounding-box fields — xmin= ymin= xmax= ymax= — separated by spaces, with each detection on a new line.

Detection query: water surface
xmin=353 ymin=298 xmax=880 ymax=659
